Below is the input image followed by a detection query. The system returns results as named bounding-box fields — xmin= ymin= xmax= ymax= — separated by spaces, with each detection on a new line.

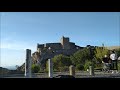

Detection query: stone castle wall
xmin=37 ymin=36 xmax=77 ymax=50
xmin=44 ymin=43 xmax=62 ymax=50
xmin=32 ymin=36 xmax=99 ymax=65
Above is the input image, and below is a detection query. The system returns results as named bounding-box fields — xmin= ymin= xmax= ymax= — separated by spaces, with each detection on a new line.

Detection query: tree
xmin=52 ymin=54 xmax=72 ymax=72
xmin=84 ymin=60 xmax=93 ymax=71
xmin=115 ymin=49 xmax=120 ymax=70
xmin=76 ymin=64 xmax=84 ymax=71
xmin=116 ymin=49 xmax=120 ymax=57
xmin=94 ymin=47 xmax=109 ymax=63
xmin=70 ymin=48 xmax=92 ymax=66
xmin=31 ymin=64 xmax=40 ymax=73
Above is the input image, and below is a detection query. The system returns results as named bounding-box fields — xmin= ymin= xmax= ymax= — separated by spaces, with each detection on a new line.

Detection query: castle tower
xmin=37 ymin=43 xmax=40 ymax=53
xmin=60 ymin=36 xmax=70 ymax=49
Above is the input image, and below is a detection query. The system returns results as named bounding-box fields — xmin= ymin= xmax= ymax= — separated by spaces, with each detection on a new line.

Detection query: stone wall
xmin=44 ymin=43 xmax=62 ymax=50
xmin=37 ymin=44 xmax=44 ymax=48
xmin=69 ymin=42 xmax=76 ymax=49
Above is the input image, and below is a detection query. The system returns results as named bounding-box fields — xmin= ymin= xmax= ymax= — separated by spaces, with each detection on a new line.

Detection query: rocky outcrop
xmin=17 ymin=63 xmax=25 ymax=72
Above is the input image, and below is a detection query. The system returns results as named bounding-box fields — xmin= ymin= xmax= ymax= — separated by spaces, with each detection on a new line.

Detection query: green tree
xmin=76 ymin=64 xmax=84 ymax=71
xmin=84 ymin=60 xmax=93 ymax=71
xmin=94 ymin=47 xmax=109 ymax=63
xmin=116 ymin=49 xmax=120 ymax=71
xmin=52 ymin=54 xmax=72 ymax=72
xmin=70 ymin=48 xmax=92 ymax=66
xmin=31 ymin=64 xmax=40 ymax=73
xmin=116 ymin=49 xmax=120 ymax=57
xmin=45 ymin=60 xmax=48 ymax=73
xmin=118 ymin=62 xmax=120 ymax=70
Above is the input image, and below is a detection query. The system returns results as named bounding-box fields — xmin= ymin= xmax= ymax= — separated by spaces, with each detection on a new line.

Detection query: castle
xmin=32 ymin=36 xmax=97 ymax=66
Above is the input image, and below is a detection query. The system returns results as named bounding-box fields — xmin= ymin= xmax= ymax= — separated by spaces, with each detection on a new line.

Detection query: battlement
xmin=44 ymin=43 xmax=62 ymax=49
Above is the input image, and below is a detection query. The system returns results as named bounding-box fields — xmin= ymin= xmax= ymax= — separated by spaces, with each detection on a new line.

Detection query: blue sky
xmin=0 ymin=12 xmax=120 ymax=67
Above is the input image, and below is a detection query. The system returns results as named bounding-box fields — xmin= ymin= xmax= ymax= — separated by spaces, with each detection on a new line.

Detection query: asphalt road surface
xmin=1 ymin=71 xmax=120 ymax=78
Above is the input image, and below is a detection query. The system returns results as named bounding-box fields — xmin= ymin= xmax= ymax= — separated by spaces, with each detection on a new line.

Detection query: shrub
xmin=84 ymin=60 xmax=93 ymax=71
xmin=118 ymin=61 xmax=120 ymax=71
xmin=76 ymin=64 xmax=84 ymax=71
xmin=31 ymin=64 xmax=40 ymax=73
xmin=52 ymin=54 xmax=72 ymax=71
xmin=70 ymin=48 xmax=92 ymax=66
xmin=61 ymin=66 xmax=69 ymax=72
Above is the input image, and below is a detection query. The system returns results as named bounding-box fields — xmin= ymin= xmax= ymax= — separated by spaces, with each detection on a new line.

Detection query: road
xmin=1 ymin=71 xmax=120 ymax=78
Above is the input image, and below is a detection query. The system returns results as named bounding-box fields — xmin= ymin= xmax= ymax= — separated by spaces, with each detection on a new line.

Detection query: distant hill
xmin=3 ymin=66 xmax=17 ymax=70
xmin=105 ymin=46 xmax=120 ymax=50
xmin=0 ymin=67 xmax=10 ymax=75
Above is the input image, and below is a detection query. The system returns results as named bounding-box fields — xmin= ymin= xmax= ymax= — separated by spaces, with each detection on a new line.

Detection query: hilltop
xmin=105 ymin=46 xmax=120 ymax=50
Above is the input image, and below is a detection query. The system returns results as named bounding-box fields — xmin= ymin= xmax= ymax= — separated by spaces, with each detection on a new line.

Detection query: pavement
xmin=1 ymin=71 xmax=120 ymax=78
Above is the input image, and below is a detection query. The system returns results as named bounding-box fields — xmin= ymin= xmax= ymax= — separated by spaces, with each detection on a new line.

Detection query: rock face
xmin=17 ymin=63 xmax=25 ymax=72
